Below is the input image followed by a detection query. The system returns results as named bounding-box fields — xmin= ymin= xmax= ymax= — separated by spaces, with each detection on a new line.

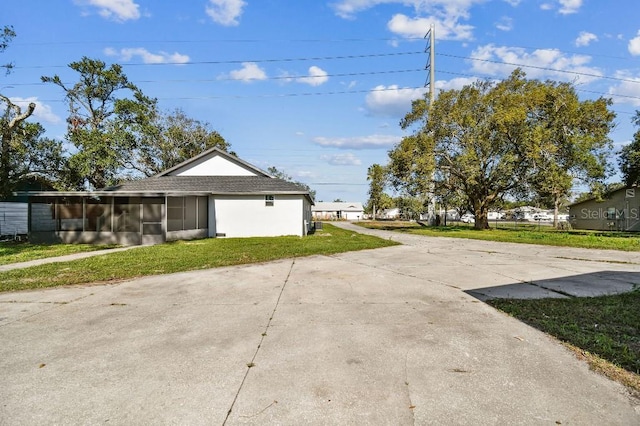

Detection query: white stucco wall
xmin=213 ymin=195 xmax=305 ymax=237
xmin=173 ymin=155 xmax=257 ymax=176
xmin=343 ymin=211 xmax=363 ymax=220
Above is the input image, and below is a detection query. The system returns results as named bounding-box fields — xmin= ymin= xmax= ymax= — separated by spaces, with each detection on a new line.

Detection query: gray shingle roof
xmin=104 ymin=176 xmax=309 ymax=195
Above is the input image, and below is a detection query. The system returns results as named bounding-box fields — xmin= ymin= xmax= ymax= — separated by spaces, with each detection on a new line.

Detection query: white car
xmin=460 ymin=213 xmax=474 ymax=223
xmin=532 ymin=213 xmax=552 ymax=221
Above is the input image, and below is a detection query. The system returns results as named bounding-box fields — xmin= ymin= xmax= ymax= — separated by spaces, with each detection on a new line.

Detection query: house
xmin=380 ymin=207 xmax=400 ymax=220
xmin=569 ymin=187 xmax=640 ymax=231
xmin=1 ymin=177 xmax=54 ymax=240
xmin=0 ymin=202 xmax=28 ymax=238
xmin=21 ymin=148 xmax=314 ymax=245
xmin=312 ymin=202 xmax=364 ymax=221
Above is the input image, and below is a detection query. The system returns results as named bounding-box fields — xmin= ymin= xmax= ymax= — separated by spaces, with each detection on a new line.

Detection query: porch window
xmin=114 ymin=197 xmax=140 ymax=232
xmin=142 ymin=198 xmax=163 ymax=235
xmin=167 ymin=196 xmax=208 ymax=231
xmin=58 ymin=197 xmax=84 ymax=231
xmin=87 ymin=197 xmax=112 ymax=232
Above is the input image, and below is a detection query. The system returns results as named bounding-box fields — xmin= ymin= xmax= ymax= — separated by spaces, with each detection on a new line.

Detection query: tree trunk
xmin=473 ymin=200 xmax=490 ymax=230
xmin=0 ymin=100 xmax=35 ymax=198
xmin=553 ymin=196 xmax=560 ymax=229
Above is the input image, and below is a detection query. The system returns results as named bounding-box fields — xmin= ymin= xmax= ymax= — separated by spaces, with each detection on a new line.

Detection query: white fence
xmin=0 ymin=202 xmax=28 ymax=236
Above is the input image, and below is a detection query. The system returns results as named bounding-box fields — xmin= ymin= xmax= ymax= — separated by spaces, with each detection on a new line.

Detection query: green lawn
xmin=488 ymin=290 xmax=640 ymax=393
xmin=0 ymin=224 xmax=399 ymax=292
xmin=0 ymin=241 xmax=120 ymax=266
xmin=357 ymin=221 xmax=640 ymax=251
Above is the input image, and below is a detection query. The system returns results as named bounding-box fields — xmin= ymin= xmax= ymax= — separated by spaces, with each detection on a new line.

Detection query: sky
xmin=3 ymin=0 xmax=640 ymax=203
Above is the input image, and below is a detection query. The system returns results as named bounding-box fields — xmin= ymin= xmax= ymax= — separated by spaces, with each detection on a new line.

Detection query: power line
xmin=14 ymin=51 xmax=424 ymax=69
xmin=6 ymin=68 xmax=425 ymax=86
xmin=13 ymin=37 xmax=425 ymax=46
xmin=435 ymin=70 xmax=640 ymax=113
xmin=37 ymin=85 xmax=427 ymax=103
xmin=438 ymin=52 xmax=640 ymax=85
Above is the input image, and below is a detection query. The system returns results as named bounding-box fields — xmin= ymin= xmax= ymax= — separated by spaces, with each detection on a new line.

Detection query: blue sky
xmin=3 ymin=0 xmax=640 ymax=203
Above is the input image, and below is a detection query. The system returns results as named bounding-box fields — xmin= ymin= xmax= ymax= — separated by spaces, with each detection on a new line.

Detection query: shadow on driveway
xmin=466 ymin=270 xmax=640 ymax=301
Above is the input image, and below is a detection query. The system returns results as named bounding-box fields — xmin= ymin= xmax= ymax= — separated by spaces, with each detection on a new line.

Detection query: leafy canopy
xmin=388 ymin=69 xmax=615 ymax=229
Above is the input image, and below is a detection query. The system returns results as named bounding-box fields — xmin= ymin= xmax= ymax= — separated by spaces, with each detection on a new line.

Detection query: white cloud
xmin=9 ymin=97 xmax=61 ymax=124
xmin=469 ymin=44 xmax=602 ymax=84
xmin=221 ymin=62 xmax=267 ymax=83
xmin=75 ymin=0 xmax=140 ymax=22
xmin=295 ymin=170 xmax=315 ymax=179
xmin=205 ymin=0 xmax=246 ymax=26
xmin=104 ymin=47 xmax=190 ymax=64
xmin=558 ymin=0 xmax=582 ymax=14
xmin=495 ymin=16 xmax=513 ymax=32
xmin=296 ymin=66 xmax=329 ymax=86
xmin=608 ymin=71 xmax=640 ymax=106
xmin=503 ymin=0 xmax=521 ymax=6
xmin=312 ymin=134 xmax=401 ymax=150
xmin=435 ymin=77 xmax=479 ymax=91
xmin=320 ymin=153 xmax=362 ymax=166
xmin=575 ymin=31 xmax=597 ymax=47
xmin=365 ymin=85 xmax=426 ymax=117
xmin=331 ymin=0 xmax=481 ymax=40
xmin=387 ymin=14 xmax=474 ymax=40
xmin=540 ymin=0 xmax=583 ymax=14
xmin=629 ymin=30 xmax=640 ymax=56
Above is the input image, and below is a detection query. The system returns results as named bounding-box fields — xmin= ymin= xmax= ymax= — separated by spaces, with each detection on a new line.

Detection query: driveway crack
xmin=222 ymin=258 xmax=296 ymax=425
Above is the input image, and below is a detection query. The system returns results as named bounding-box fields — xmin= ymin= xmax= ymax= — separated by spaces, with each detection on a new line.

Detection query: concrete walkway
xmin=0 ymin=245 xmax=142 ymax=272
xmin=0 ymin=224 xmax=639 ymax=424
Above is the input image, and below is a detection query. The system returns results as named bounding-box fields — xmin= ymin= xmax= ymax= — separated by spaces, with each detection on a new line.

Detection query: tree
xmin=0 ymin=96 xmax=37 ymax=197
xmin=619 ymin=111 xmax=640 ymax=187
xmin=528 ymin=82 xmax=614 ymax=227
xmin=390 ymin=69 xmax=615 ymax=229
xmin=42 ymin=57 xmax=157 ymax=189
xmin=127 ymin=108 xmax=230 ymax=176
xmin=267 ymin=166 xmax=316 ymax=201
xmin=366 ymin=164 xmax=390 ymax=219
xmin=432 ymin=165 xmax=470 ymax=223
xmin=1 ymin=25 xmax=15 ymax=75
xmin=394 ymin=195 xmax=426 ymax=220
xmin=0 ymin=118 xmax=65 ymax=197
xmin=392 ymin=70 xmax=539 ymax=228
xmin=387 ymin=133 xmax=434 ymax=199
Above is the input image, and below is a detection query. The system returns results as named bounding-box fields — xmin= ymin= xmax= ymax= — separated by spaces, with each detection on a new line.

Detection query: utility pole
xmin=426 ymin=24 xmax=435 ymax=106
xmin=424 ymin=24 xmax=437 ymax=224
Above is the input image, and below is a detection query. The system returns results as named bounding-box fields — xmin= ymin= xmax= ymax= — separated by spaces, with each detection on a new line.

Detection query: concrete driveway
xmin=1 ymin=223 xmax=639 ymax=425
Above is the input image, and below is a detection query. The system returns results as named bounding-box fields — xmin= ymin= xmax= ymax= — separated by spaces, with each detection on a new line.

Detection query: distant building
xmin=569 ymin=187 xmax=640 ymax=231
xmin=380 ymin=208 xmax=400 ymax=220
xmin=312 ymin=202 xmax=364 ymax=221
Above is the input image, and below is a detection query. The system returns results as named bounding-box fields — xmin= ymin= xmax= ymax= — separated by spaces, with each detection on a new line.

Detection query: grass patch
xmin=0 ymin=241 xmax=119 ymax=266
xmin=0 ymin=224 xmax=398 ymax=293
xmin=488 ymin=290 xmax=640 ymax=393
xmin=357 ymin=221 xmax=640 ymax=251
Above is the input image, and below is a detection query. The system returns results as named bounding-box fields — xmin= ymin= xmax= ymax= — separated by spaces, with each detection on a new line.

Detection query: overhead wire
xmin=7 ymin=40 xmax=640 ymax=115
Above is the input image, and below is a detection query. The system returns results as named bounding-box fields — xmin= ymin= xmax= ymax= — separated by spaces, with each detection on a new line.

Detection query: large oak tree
xmin=389 ymin=69 xmax=615 ymax=229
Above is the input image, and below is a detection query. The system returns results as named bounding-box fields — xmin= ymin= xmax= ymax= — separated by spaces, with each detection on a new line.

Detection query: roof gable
xmin=312 ymin=202 xmax=364 ymax=211
xmin=157 ymin=147 xmax=271 ymax=177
